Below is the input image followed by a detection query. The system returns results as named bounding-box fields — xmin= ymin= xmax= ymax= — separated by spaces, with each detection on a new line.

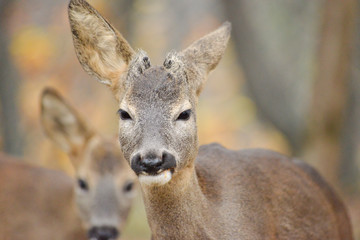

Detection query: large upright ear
xmin=68 ymin=0 xmax=135 ymax=88
xmin=40 ymin=88 xmax=94 ymax=157
xmin=181 ymin=22 xmax=231 ymax=95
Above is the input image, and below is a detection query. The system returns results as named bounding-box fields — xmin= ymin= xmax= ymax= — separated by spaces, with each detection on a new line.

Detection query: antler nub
xmin=127 ymin=50 xmax=151 ymax=78
xmin=164 ymin=51 xmax=186 ymax=81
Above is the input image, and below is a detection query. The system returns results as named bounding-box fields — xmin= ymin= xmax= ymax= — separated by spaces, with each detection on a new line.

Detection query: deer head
xmin=68 ymin=0 xmax=230 ymax=186
xmin=41 ymin=88 xmax=136 ymax=240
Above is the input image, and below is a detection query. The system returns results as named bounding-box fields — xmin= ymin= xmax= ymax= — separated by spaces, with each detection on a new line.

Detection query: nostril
xmin=130 ymin=153 xmax=143 ymax=175
xmin=162 ymin=151 xmax=177 ymax=170
xmin=162 ymin=152 xmax=167 ymax=161
xmin=132 ymin=153 xmax=142 ymax=163
xmin=162 ymin=152 xmax=171 ymax=162
xmin=162 ymin=152 xmax=174 ymax=162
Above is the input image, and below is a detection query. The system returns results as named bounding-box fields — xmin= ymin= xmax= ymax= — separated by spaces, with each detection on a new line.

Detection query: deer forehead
xmin=78 ymin=136 xmax=125 ymax=177
xmin=121 ymin=66 xmax=193 ymax=113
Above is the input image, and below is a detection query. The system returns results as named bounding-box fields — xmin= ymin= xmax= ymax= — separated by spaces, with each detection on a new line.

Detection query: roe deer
xmin=0 ymin=88 xmax=136 ymax=240
xmin=68 ymin=0 xmax=354 ymax=239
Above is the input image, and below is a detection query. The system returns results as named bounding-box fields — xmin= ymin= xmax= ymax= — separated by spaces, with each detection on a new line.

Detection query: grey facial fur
xmin=119 ymin=64 xmax=198 ymax=172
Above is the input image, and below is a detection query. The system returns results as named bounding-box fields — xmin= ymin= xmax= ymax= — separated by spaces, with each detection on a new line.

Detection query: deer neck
xmin=141 ymin=164 xmax=218 ymax=240
xmin=43 ymin=177 xmax=86 ymax=239
xmin=61 ymin=183 xmax=86 ymax=237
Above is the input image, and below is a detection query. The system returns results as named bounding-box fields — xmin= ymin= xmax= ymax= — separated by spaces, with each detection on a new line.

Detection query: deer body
xmin=0 ymin=89 xmax=136 ymax=240
xmin=143 ymin=145 xmax=351 ymax=239
xmin=0 ymin=154 xmax=86 ymax=240
xmin=68 ymin=0 xmax=353 ymax=239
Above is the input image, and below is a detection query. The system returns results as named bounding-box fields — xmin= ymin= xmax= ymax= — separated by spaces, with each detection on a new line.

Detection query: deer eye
xmin=117 ymin=109 xmax=132 ymax=120
xmin=123 ymin=181 xmax=134 ymax=192
xmin=176 ymin=109 xmax=191 ymax=121
xmin=77 ymin=178 xmax=89 ymax=191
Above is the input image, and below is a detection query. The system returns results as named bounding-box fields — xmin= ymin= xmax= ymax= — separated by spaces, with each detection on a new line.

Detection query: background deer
xmin=0 ymin=88 xmax=136 ymax=240
xmin=68 ymin=0 xmax=354 ymax=239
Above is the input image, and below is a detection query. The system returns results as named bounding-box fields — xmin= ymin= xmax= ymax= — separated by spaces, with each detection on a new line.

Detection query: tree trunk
xmin=222 ymin=0 xmax=320 ymax=151
xmin=0 ymin=0 xmax=24 ymax=156
xmin=340 ymin=0 xmax=360 ymax=194
xmin=303 ymin=0 xmax=356 ymax=189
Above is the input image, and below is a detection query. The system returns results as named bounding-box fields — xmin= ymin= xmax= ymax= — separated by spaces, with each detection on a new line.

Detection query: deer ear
xmin=181 ymin=22 xmax=231 ymax=95
xmin=68 ymin=0 xmax=134 ymax=88
xmin=40 ymin=88 xmax=94 ymax=157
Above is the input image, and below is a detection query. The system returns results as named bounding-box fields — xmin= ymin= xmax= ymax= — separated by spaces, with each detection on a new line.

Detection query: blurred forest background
xmin=0 ymin=0 xmax=359 ymax=239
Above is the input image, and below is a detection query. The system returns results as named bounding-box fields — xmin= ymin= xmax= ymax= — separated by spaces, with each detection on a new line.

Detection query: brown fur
xmin=0 ymin=153 xmax=86 ymax=240
xmin=137 ymin=145 xmax=353 ymax=239
xmin=68 ymin=1 xmax=353 ymax=239
xmin=0 ymin=88 xmax=136 ymax=240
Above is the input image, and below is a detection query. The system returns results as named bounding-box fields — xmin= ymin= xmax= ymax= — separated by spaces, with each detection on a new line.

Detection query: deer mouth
xmin=138 ymin=169 xmax=174 ymax=186
xmin=140 ymin=168 xmax=175 ymax=176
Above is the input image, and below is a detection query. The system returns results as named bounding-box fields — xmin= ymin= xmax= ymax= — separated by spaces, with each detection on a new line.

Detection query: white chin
xmin=138 ymin=170 xmax=172 ymax=186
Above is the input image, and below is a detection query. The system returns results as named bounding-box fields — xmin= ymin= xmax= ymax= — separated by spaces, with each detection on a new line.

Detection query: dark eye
xmin=123 ymin=181 xmax=134 ymax=192
xmin=117 ymin=109 xmax=132 ymax=120
xmin=176 ymin=109 xmax=191 ymax=121
xmin=77 ymin=178 xmax=89 ymax=191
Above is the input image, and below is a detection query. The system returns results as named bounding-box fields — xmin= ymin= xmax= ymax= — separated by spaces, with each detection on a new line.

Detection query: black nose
xmin=88 ymin=226 xmax=119 ymax=240
xmin=131 ymin=151 xmax=176 ymax=175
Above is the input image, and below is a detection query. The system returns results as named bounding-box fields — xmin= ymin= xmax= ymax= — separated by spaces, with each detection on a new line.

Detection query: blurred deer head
xmin=41 ymin=88 xmax=136 ymax=240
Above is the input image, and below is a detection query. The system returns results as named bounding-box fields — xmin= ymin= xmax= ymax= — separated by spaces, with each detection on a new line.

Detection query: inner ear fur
xmin=40 ymin=88 xmax=94 ymax=157
xmin=180 ymin=22 xmax=231 ymax=95
xmin=68 ymin=0 xmax=135 ymax=88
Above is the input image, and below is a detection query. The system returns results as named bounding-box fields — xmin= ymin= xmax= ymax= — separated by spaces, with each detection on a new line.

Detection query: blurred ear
xmin=68 ymin=0 xmax=134 ymax=89
xmin=40 ymin=88 xmax=94 ymax=157
xmin=181 ymin=22 xmax=231 ymax=95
